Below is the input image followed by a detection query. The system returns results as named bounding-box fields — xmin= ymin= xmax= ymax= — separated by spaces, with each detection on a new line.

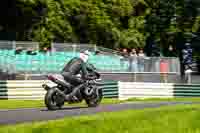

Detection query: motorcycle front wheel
xmin=44 ymin=87 xmax=65 ymax=110
xmin=85 ymin=87 xmax=103 ymax=107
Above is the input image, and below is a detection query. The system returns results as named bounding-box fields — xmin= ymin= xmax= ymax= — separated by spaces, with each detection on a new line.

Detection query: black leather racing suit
xmin=61 ymin=57 xmax=95 ymax=100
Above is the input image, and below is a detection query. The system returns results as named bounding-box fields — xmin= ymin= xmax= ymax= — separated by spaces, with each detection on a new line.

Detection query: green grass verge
xmin=1 ymin=97 xmax=200 ymax=109
xmin=0 ymin=100 xmax=44 ymax=109
xmin=0 ymin=98 xmax=120 ymax=109
xmin=1 ymin=104 xmax=200 ymax=133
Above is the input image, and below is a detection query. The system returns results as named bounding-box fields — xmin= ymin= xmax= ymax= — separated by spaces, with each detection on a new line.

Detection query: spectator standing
xmin=129 ymin=48 xmax=138 ymax=72
xmin=166 ymin=45 xmax=177 ymax=57
xmin=166 ymin=45 xmax=177 ymax=72
xmin=94 ymin=50 xmax=100 ymax=55
xmin=138 ymin=49 xmax=145 ymax=72
xmin=15 ymin=47 xmax=23 ymax=55
xmin=41 ymin=47 xmax=51 ymax=56
xmin=26 ymin=48 xmax=37 ymax=55
xmin=120 ymin=48 xmax=129 ymax=71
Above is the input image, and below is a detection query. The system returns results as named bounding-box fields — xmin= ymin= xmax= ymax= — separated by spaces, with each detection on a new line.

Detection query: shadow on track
xmin=41 ymin=106 xmax=89 ymax=112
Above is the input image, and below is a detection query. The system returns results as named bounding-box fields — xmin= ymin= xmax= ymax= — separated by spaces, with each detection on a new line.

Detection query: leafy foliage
xmin=0 ymin=0 xmax=199 ymax=51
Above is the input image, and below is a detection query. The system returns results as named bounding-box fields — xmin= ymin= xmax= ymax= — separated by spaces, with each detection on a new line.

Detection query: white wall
xmin=118 ymin=82 xmax=174 ymax=100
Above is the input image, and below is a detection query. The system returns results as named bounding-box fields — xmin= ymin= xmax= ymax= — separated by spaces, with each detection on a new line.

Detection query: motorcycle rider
xmin=61 ymin=50 xmax=96 ymax=101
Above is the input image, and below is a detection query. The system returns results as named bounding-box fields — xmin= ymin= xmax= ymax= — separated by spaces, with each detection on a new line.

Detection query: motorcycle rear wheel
xmin=45 ymin=87 xmax=65 ymax=110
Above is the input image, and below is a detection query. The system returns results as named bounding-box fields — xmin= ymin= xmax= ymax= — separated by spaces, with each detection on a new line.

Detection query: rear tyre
xmin=45 ymin=87 xmax=64 ymax=110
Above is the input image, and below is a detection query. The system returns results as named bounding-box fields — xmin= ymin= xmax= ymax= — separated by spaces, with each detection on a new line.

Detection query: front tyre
xmin=85 ymin=87 xmax=103 ymax=107
xmin=45 ymin=87 xmax=64 ymax=110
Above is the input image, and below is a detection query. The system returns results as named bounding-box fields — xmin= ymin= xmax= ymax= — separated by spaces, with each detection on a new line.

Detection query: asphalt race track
xmin=0 ymin=101 xmax=199 ymax=125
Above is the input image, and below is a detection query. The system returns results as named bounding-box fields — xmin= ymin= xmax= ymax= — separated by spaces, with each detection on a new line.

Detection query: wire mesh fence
xmin=0 ymin=41 xmax=181 ymax=82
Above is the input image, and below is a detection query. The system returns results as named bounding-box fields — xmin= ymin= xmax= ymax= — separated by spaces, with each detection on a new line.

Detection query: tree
xmin=0 ymin=0 xmax=199 ymax=50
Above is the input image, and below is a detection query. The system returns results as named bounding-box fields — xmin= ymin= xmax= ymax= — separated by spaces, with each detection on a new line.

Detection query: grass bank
xmin=0 ymin=98 xmax=120 ymax=109
xmin=1 ymin=104 xmax=200 ymax=133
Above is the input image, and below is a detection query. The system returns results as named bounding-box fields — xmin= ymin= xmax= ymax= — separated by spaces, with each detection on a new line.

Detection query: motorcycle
xmin=42 ymin=64 xmax=102 ymax=110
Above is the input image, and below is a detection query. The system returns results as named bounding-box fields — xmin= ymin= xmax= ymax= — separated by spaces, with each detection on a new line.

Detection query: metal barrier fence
xmin=0 ymin=41 xmax=39 ymax=50
xmin=52 ymin=43 xmax=120 ymax=55
xmin=52 ymin=42 xmax=180 ymax=73
xmin=118 ymin=57 xmax=180 ymax=73
xmin=11 ymin=56 xmax=180 ymax=73
xmin=100 ymin=72 xmax=181 ymax=83
xmin=0 ymin=41 xmax=181 ymax=82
